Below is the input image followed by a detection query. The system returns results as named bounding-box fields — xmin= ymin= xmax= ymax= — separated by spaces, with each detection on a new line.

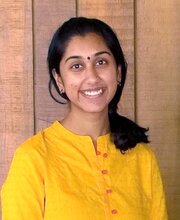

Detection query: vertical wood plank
xmin=136 ymin=0 xmax=180 ymax=219
xmin=78 ymin=0 xmax=135 ymax=120
xmin=34 ymin=0 xmax=76 ymax=132
xmin=0 ymin=0 xmax=33 ymax=218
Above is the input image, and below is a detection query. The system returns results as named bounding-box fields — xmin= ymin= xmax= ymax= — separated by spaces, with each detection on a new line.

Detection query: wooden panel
xmin=78 ymin=0 xmax=135 ymax=120
xmin=0 ymin=0 xmax=33 ymax=218
xmin=34 ymin=0 xmax=76 ymax=132
xmin=136 ymin=0 xmax=180 ymax=219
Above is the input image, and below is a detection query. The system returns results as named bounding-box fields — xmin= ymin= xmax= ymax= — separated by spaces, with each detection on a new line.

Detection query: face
xmin=53 ymin=33 xmax=121 ymax=115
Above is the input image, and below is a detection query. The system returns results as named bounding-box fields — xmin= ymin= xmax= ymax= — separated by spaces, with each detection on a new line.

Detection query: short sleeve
xmin=1 ymin=146 xmax=45 ymax=220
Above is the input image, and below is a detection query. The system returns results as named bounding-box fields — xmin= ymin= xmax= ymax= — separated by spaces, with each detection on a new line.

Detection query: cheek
xmin=71 ymin=84 xmax=78 ymax=90
xmin=106 ymin=72 xmax=118 ymax=85
xmin=107 ymin=73 xmax=118 ymax=93
xmin=65 ymin=83 xmax=79 ymax=96
xmin=105 ymin=66 xmax=119 ymax=80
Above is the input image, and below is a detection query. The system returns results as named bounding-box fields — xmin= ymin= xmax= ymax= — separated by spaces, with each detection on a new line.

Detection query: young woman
xmin=1 ymin=17 xmax=168 ymax=220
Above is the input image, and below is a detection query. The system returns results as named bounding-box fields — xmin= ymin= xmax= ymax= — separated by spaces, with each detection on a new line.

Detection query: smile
xmin=81 ymin=88 xmax=103 ymax=97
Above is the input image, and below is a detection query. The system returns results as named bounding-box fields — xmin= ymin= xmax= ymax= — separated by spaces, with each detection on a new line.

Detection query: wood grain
xmin=34 ymin=0 xmax=76 ymax=132
xmin=136 ymin=0 xmax=180 ymax=219
xmin=78 ymin=0 xmax=135 ymax=120
xmin=0 ymin=0 xmax=34 ymax=218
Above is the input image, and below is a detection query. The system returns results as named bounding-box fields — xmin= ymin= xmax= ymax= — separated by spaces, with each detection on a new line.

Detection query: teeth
xmin=84 ymin=89 xmax=103 ymax=96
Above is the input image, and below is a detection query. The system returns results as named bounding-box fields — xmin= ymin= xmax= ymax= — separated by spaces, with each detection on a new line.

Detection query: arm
xmin=1 ymin=146 xmax=45 ymax=219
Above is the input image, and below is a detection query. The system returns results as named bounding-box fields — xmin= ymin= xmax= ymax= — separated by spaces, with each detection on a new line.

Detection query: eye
xmin=96 ymin=59 xmax=107 ymax=66
xmin=71 ymin=63 xmax=83 ymax=71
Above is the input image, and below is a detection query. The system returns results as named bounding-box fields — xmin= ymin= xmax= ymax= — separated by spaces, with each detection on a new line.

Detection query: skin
xmin=53 ymin=33 xmax=121 ymax=147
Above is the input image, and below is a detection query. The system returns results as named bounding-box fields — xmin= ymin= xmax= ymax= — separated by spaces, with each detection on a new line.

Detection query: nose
xmin=85 ymin=65 xmax=100 ymax=84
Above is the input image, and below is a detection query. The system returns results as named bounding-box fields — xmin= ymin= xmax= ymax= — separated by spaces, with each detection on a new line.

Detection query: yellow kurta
xmin=1 ymin=121 xmax=168 ymax=220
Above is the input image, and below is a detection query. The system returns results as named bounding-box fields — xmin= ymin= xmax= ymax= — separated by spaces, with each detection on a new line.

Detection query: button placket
xmin=102 ymin=149 xmax=118 ymax=216
xmin=96 ymin=137 xmax=118 ymax=216
xmin=97 ymin=143 xmax=111 ymax=192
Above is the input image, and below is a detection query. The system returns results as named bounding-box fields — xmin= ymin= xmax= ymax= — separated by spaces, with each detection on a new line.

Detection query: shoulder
xmin=14 ymin=122 xmax=57 ymax=158
xmin=129 ymin=143 xmax=158 ymax=166
xmin=4 ymin=124 xmax=57 ymax=181
xmin=16 ymin=131 xmax=45 ymax=156
xmin=133 ymin=143 xmax=155 ymax=157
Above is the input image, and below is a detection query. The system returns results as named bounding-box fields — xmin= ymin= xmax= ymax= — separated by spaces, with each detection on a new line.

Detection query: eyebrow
xmin=65 ymin=51 xmax=111 ymax=63
xmin=94 ymin=51 xmax=111 ymax=57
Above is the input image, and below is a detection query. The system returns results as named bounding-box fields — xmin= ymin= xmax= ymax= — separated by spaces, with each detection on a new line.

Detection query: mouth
xmin=80 ymin=88 xmax=104 ymax=97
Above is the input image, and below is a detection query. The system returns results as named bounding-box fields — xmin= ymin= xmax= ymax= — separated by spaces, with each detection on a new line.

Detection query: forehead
xmin=63 ymin=33 xmax=110 ymax=57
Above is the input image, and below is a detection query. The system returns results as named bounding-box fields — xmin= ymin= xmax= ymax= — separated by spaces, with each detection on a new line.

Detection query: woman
xmin=1 ymin=17 xmax=168 ymax=220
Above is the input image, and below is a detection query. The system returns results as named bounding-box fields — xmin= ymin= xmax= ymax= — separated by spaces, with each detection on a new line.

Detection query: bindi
xmin=87 ymin=56 xmax=91 ymax=60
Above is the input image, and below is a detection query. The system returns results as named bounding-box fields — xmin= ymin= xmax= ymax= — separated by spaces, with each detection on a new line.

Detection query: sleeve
xmin=1 ymin=146 xmax=45 ymax=220
xmin=150 ymin=150 xmax=168 ymax=220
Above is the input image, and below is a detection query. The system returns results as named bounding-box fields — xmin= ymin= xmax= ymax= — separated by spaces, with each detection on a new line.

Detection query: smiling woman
xmin=53 ymin=33 xmax=119 ymax=117
xmin=1 ymin=17 xmax=168 ymax=220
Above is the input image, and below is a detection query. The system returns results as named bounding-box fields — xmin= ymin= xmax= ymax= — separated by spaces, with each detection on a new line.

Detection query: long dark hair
xmin=47 ymin=17 xmax=149 ymax=153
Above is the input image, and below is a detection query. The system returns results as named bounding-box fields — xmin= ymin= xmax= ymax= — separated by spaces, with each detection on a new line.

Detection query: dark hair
xmin=47 ymin=17 xmax=149 ymax=153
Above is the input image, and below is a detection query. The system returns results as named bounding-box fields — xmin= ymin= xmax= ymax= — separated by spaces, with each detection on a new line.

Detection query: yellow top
xmin=1 ymin=121 xmax=168 ymax=220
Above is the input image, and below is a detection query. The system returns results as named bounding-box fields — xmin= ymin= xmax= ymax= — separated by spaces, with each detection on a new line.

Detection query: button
xmin=106 ymin=189 xmax=112 ymax=193
xmin=101 ymin=169 xmax=108 ymax=174
xmin=111 ymin=209 xmax=118 ymax=214
xmin=103 ymin=153 xmax=108 ymax=158
xmin=96 ymin=151 xmax=101 ymax=155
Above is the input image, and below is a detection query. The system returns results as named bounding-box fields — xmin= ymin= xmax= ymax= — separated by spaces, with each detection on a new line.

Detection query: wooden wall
xmin=136 ymin=0 xmax=180 ymax=219
xmin=0 ymin=0 xmax=179 ymax=219
xmin=0 ymin=0 xmax=34 ymax=210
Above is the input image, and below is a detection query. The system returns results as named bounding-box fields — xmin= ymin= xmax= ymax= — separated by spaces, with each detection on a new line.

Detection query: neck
xmin=61 ymin=110 xmax=110 ymax=147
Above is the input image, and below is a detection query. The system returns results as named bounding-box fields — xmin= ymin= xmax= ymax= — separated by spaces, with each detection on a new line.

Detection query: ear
xmin=52 ymin=68 xmax=65 ymax=93
xmin=117 ymin=65 xmax=122 ymax=82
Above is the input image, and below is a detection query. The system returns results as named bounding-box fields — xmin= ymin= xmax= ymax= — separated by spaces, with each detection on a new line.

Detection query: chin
xmin=81 ymin=105 xmax=108 ymax=114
